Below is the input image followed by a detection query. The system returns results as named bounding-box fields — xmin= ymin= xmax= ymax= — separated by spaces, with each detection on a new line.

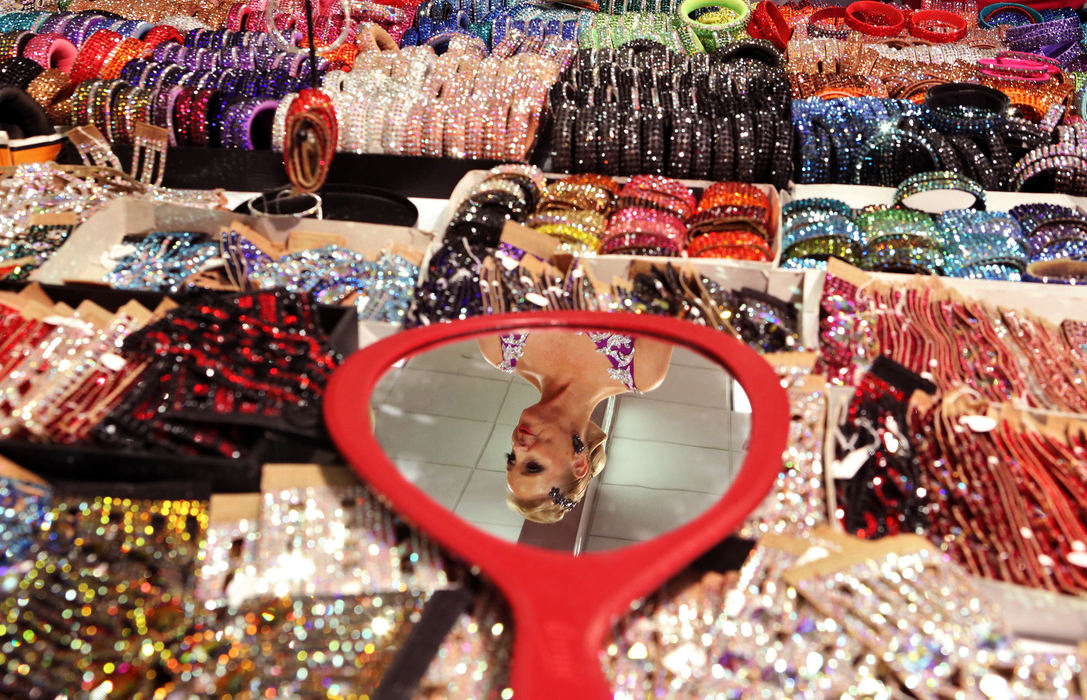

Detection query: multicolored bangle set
xmin=549 ymin=39 xmax=792 ymax=185
xmin=782 ymin=172 xmax=1087 ymax=282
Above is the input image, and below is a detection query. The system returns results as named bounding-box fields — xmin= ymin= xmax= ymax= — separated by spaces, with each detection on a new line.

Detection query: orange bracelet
xmin=687 ymin=230 xmax=773 ymax=260
xmin=99 ymin=38 xmax=147 ymax=81
xmin=696 ymin=182 xmax=769 ymax=213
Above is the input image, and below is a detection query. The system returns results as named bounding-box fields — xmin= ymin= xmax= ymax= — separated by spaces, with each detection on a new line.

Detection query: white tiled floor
xmin=603 ymin=437 xmax=736 ymax=494
xmin=584 ymin=535 xmax=637 ymax=553
xmin=374 ymin=410 xmax=493 ymax=468
xmin=453 ymin=468 xmax=525 ymax=529
xmin=476 ymin=423 xmax=517 ymax=472
xmin=370 ymin=337 xmax=751 ymax=550
xmin=391 ymin=459 xmax=472 ymax=510
xmin=635 ymin=363 xmax=731 ymax=409
xmin=588 ymin=483 xmax=722 ymax=541
xmin=610 ymin=399 xmax=735 ymax=449
xmin=380 ymin=367 xmax=509 ymax=422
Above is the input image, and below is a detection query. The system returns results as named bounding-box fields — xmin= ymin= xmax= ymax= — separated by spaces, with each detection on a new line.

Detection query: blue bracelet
xmin=977 ymin=2 xmax=1042 ymax=29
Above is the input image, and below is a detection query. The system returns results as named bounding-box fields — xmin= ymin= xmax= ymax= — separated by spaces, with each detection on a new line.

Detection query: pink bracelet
xmin=21 ymin=33 xmax=77 ymax=73
xmin=600 ymin=232 xmax=682 ymax=255
xmin=623 ymin=175 xmax=697 ymax=217
xmin=607 ymin=206 xmax=687 ymax=245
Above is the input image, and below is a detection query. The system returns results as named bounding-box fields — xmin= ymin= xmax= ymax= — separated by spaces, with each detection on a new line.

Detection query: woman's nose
xmin=513 ymin=426 xmax=532 ymax=447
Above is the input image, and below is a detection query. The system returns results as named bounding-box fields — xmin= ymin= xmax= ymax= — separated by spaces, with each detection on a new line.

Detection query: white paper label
xmin=959 ymin=415 xmax=997 ymax=432
xmin=831 ymin=447 xmax=873 ymax=480
xmin=99 ymin=353 xmax=126 ymax=371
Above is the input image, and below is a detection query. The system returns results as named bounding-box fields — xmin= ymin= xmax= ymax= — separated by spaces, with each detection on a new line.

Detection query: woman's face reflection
xmin=505 ymin=416 xmax=587 ymax=502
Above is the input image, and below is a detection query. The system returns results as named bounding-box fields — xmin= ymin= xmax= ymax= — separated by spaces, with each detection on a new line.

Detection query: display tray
xmin=31 ymin=197 xmax=433 ymax=288
xmin=0 ymin=282 xmax=359 ymax=492
xmin=55 ymin=141 xmax=531 ymax=198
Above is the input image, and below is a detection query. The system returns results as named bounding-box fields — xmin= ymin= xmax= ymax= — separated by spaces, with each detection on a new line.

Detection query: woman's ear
xmin=572 ymin=455 xmax=589 ymax=479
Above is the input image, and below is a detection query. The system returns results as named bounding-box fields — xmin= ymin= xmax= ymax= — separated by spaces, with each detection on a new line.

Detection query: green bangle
xmin=892 ymin=170 xmax=987 ymax=212
xmin=677 ymin=0 xmax=750 ymax=53
xmin=782 ymin=235 xmax=860 ymax=265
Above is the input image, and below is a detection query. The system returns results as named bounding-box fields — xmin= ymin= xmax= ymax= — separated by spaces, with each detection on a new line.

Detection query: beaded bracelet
xmin=908 ymin=10 xmax=966 ymax=44
xmin=70 ymin=30 xmax=124 ymax=84
xmin=781 ymin=233 xmax=860 ymax=268
xmin=783 ymin=214 xmax=860 ymax=252
xmin=26 ymin=68 xmax=73 ymax=112
xmin=686 ymin=230 xmax=771 ymax=260
xmin=893 ymin=171 xmax=987 ymax=212
xmin=977 ymin=2 xmax=1041 ymax=29
xmin=678 ymin=0 xmax=750 ymax=53
xmin=852 ymin=128 xmax=939 ymax=186
xmin=844 ymin=1 xmax=905 ymax=37
xmin=0 ymin=56 xmax=43 ymax=89
xmin=687 ymin=205 xmax=769 ymax=240
xmin=21 ymin=32 xmax=77 ymax=73
xmin=861 ymin=236 xmax=944 ymax=274
xmin=807 ymin=6 xmax=849 ymax=40
xmin=607 ymin=205 xmax=686 ymax=245
xmin=603 ymin=231 xmax=683 ymax=257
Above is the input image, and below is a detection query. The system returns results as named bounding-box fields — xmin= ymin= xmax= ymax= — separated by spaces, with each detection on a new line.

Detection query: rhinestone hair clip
xmin=549 ymin=487 xmax=577 ymax=512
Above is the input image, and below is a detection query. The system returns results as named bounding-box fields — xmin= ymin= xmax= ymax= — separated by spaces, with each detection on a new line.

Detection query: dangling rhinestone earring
xmin=572 ymin=433 xmax=586 ymax=454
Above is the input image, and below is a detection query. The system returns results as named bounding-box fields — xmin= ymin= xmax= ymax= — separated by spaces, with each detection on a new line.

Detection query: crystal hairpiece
xmin=549 ymin=487 xmax=577 ymax=512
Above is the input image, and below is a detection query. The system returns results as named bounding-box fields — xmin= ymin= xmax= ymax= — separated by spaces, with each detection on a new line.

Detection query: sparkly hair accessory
xmin=549 ymin=487 xmax=577 ymax=512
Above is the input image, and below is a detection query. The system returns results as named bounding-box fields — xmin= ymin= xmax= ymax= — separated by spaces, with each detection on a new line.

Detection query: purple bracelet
xmin=152 ymin=41 xmax=184 ymax=63
xmin=1027 ymin=223 xmax=1087 ymax=259
xmin=153 ymin=84 xmax=187 ymax=146
xmin=1006 ymin=16 xmax=1081 ymax=52
xmin=223 ymin=98 xmax=278 ymax=149
xmin=37 ymin=12 xmax=74 ymax=34
xmin=62 ymin=15 xmax=105 ymax=46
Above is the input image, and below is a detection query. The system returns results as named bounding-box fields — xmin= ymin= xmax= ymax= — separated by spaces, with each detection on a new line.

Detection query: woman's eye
xmin=526 ymin=462 xmax=544 ymax=474
xmin=505 ymin=452 xmax=515 ymax=465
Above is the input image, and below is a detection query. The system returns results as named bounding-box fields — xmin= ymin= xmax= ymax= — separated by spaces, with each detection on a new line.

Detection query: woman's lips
xmin=516 ymin=424 xmax=534 ymax=437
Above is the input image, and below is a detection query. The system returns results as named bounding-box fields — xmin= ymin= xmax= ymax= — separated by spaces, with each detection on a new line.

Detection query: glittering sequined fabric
xmin=740 ymin=365 xmax=827 ymax=539
xmin=498 ymin=332 xmax=529 ymax=373
xmin=586 ymin=331 xmax=637 ymax=393
xmin=497 ymin=331 xmax=638 ymax=392
xmin=819 ymin=270 xmax=1087 ymax=412
xmin=0 ymin=491 xmax=208 ymax=697
xmin=604 ymin=533 xmax=1085 ymax=699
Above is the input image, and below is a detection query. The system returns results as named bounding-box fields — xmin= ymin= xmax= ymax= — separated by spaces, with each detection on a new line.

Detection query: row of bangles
xmin=781 ymin=170 xmax=1087 ymax=284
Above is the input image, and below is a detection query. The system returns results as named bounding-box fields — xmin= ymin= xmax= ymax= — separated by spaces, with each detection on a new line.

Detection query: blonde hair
xmin=506 ymin=421 xmax=607 ymax=523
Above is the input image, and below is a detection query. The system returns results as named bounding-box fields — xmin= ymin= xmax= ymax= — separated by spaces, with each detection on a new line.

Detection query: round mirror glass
xmin=370 ymin=328 xmax=750 ymax=553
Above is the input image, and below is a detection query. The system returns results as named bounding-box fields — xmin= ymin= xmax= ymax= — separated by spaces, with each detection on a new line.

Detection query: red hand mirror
xmin=324 ymin=311 xmax=788 ymax=698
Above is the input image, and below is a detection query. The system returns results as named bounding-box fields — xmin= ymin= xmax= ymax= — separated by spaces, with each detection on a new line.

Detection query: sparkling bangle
xmin=861 ymin=236 xmax=944 ymax=274
xmin=893 ymin=171 xmax=987 ymax=212
xmin=844 ymin=1 xmax=905 ymax=37
xmin=70 ymin=30 xmax=123 ymax=84
xmin=21 ymin=33 xmax=78 ymax=73
xmin=26 ymin=68 xmax=74 ymax=112
xmin=687 ymin=230 xmax=772 ymax=260
xmin=99 ymin=38 xmax=147 ymax=81
xmin=0 ymin=56 xmax=43 ymax=89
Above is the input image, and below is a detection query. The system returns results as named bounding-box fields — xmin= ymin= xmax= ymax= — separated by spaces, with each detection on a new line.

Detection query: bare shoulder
xmin=632 ymin=336 xmax=674 ymax=392
xmin=477 ymin=335 xmax=503 ymax=368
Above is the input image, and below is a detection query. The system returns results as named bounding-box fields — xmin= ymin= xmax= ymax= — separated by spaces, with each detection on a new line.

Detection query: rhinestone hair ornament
xmin=549 ymin=487 xmax=577 ymax=511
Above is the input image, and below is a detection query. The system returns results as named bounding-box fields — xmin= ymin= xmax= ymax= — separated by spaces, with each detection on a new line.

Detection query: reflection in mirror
xmin=370 ymin=329 xmax=750 ymax=553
